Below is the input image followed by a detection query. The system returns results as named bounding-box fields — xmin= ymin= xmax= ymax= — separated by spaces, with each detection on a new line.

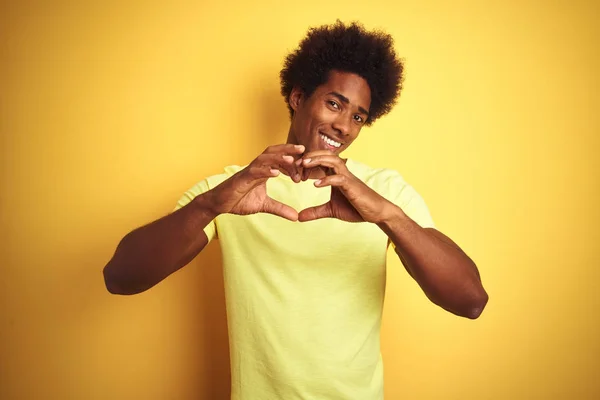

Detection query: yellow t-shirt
xmin=174 ymin=158 xmax=435 ymax=400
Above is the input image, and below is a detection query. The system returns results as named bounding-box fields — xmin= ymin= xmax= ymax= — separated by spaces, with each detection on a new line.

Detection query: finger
xmin=284 ymin=155 xmax=301 ymax=182
xmin=302 ymin=156 xmax=346 ymax=174
xmin=302 ymin=151 xmax=333 ymax=180
xmin=302 ymin=164 xmax=311 ymax=181
xmin=303 ymin=150 xmax=336 ymax=158
xmin=263 ymin=198 xmax=299 ymax=221
xmin=247 ymin=165 xmax=281 ymax=180
xmin=262 ymin=144 xmax=305 ymax=181
xmin=298 ymin=154 xmax=325 ymax=181
xmin=297 ymin=203 xmax=332 ymax=222
xmin=289 ymin=157 xmax=302 ymax=183
xmin=256 ymin=152 xmax=293 ymax=166
xmin=270 ymin=148 xmax=303 ymax=182
xmin=284 ymin=155 xmax=303 ymax=182
xmin=293 ymin=158 xmax=306 ymax=183
xmin=263 ymin=143 xmax=305 ymax=156
xmin=256 ymin=153 xmax=300 ymax=181
xmin=313 ymin=174 xmax=348 ymax=188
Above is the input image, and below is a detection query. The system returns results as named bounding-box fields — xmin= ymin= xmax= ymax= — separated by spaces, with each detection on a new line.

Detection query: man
xmin=103 ymin=21 xmax=488 ymax=400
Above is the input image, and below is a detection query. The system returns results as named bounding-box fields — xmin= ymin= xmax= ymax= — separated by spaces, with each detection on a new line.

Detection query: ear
xmin=288 ymin=86 xmax=304 ymax=112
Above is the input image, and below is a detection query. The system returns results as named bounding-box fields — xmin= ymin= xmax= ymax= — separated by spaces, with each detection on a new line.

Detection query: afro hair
xmin=280 ymin=20 xmax=404 ymax=125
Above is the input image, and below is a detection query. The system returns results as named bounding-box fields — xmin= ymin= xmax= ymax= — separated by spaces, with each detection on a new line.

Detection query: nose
xmin=331 ymin=113 xmax=352 ymax=137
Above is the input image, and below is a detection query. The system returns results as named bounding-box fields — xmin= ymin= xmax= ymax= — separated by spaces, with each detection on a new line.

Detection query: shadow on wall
xmin=182 ymin=73 xmax=291 ymax=399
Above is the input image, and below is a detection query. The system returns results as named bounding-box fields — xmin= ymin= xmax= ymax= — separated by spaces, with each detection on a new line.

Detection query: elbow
xmin=103 ymin=264 xmax=146 ymax=296
xmin=103 ymin=265 xmax=127 ymax=295
xmin=464 ymin=290 xmax=489 ymax=320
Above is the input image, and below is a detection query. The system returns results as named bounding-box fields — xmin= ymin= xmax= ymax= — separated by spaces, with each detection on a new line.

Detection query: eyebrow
xmin=327 ymin=91 xmax=370 ymax=117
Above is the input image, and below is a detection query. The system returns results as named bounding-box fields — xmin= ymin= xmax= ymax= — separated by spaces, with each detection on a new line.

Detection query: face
xmin=287 ymin=70 xmax=371 ymax=154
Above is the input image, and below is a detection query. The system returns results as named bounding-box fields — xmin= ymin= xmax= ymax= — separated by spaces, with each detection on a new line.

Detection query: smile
xmin=319 ymin=133 xmax=342 ymax=148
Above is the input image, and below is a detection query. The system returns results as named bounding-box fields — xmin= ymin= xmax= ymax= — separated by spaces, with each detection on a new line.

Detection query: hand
xmin=297 ymin=151 xmax=394 ymax=223
xmin=209 ymin=144 xmax=306 ymax=221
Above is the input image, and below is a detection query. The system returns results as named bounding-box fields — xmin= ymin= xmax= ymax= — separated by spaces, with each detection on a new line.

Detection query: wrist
xmin=192 ymin=190 xmax=221 ymax=220
xmin=376 ymin=202 xmax=409 ymax=229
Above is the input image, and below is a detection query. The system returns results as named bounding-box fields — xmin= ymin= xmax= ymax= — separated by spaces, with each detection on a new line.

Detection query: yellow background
xmin=1 ymin=0 xmax=598 ymax=399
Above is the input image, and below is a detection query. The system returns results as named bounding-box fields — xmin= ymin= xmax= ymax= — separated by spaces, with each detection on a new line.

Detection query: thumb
xmin=262 ymin=197 xmax=299 ymax=221
xmin=297 ymin=202 xmax=333 ymax=222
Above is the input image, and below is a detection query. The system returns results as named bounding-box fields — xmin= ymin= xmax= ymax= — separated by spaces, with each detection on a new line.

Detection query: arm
xmin=103 ymin=193 xmax=218 ymax=295
xmin=378 ymin=205 xmax=488 ymax=319
xmin=103 ymin=144 xmax=306 ymax=296
xmin=298 ymin=152 xmax=488 ymax=319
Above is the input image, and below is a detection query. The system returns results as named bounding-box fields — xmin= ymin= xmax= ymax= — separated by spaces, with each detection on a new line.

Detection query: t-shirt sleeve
xmin=394 ymin=183 xmax=436 ymax=229
xmin=172 ymin=179 xmax=217 ymax=242
xmin=376 ymin=169 xmax=436 ymax=230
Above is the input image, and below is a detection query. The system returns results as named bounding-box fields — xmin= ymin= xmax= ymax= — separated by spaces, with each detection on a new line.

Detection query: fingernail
xmin=303 ymin=158 xmax=311 ymax=164
xmin=314 ymin=179 xmax=321 ymax=185
xmin=295 ymin=145 xmax=305 ymax=150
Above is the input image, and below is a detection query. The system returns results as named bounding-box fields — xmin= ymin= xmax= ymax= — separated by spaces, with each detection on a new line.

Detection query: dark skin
xmin=103 ymin=70 xmax=488 ymax=319
xmin=285 ymin=70 xmax=488 ymax=319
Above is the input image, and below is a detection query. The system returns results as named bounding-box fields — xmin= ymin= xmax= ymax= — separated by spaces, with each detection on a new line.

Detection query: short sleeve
xmin=374 ymin=169 xmax=436 ymax=230
xmin=394 ymin=184 xmax=436 ymax=229
xmin=173 ymin=179 xmax=217 ymax=242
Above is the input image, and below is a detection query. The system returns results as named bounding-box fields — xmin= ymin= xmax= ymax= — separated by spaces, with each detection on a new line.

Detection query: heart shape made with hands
xmin=268 ymin=151 xmax=382 ymax=223
xmin=223 ymin=145 xmax=390 ymax=224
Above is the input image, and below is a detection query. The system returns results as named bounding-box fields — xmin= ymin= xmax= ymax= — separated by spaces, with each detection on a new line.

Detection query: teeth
xmin=319 ymin=134 xmax=341 ymax=148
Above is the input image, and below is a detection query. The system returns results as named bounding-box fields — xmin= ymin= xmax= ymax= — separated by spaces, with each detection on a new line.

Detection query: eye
xmin=327 ymin=100 xmax=340 ymax=109
xmin=353 ymin=115 xmax=364 ymax=123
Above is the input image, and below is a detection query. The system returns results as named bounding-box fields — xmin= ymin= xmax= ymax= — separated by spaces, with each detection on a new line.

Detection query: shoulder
xmin=173 ymin=165 xmax=246 ymax=211
xmin=187 ymin=164 xmax=246 ymax=192
xmin=203 ymin=164 xmax=245 ymax=188
xmin=346 ymin=158 xmax=408 ymax=195
xmin=346 ymin=159 xmax=432 ymax=221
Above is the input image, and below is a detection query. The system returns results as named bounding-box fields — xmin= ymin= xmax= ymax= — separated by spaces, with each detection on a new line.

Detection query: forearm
xmin=377 ymin=204 xmax=488 ymax=319
xmin=103 ymin=192 xmax=218 ymax=295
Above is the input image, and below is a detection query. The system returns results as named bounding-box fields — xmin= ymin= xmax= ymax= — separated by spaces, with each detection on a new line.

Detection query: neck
xmin=285 ymin=126 xmax=298 ymax=146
